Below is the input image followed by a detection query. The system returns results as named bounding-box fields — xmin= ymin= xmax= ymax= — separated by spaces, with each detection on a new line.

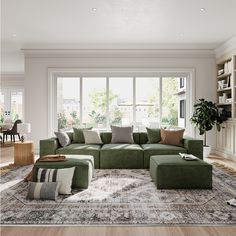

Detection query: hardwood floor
xmin=1 ymin=144 xmax=236 ymax=236
xmin=1 ymin=226 xmax=236 ymax=236
xmin=0 ymin=143 xmax=14 ymax=165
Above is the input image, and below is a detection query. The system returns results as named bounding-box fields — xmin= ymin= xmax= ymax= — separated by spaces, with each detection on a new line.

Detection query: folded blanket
xmin=38 ymin=154 xmax=66 ymax=162
xmin=24 ymin=155 xmax=67 ymax=182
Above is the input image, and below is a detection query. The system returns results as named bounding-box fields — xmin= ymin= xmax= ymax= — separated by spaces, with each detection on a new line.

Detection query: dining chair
xmin=3 ymin=119 xmax=22 ymax=143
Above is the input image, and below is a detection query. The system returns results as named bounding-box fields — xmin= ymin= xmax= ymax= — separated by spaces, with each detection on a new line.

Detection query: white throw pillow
xmin=37 ymin=167 xmax=75 ymax=194
xmin=83 ymin=130 xmax=103 ymax=144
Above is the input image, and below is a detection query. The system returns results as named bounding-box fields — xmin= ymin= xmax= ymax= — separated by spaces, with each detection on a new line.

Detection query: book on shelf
xmin=179 ymin=153 xmax=198 ymax=161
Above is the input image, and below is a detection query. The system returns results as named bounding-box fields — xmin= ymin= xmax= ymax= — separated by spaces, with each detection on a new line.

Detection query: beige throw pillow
xmin=83 ymin=130 xmax=103 ymax=144
xmin=159 ymin=128 xmax=184 ymax=147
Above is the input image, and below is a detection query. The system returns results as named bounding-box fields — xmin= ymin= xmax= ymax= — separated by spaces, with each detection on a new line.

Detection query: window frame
xmin=180 ymin=99 xmax=186 ymax=119
xmin=48 ymin=68 xmax=195 ymax=137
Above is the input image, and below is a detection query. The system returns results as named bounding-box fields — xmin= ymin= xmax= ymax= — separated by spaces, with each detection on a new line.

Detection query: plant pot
xmin=203 ymin=146 xmax=211 ymax=158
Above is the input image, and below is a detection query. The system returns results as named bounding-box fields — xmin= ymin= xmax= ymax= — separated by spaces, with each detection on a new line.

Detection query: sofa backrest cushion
xmin=146 ymin=128 xmax=161 ymax=143
xmin=139 ymin=132 xmax=148 ymax=144
xmin=101 ymin=132 xmax=139 ymax=144
xmin=72 ymin=127 xmax=92 ymax=143
xmin=54 ymin=131 xmax=71 ymax=147
xmin=66 ymin=132 xmax=74 ymax=142
xmin=159 ymin=128 xmax=185 ymax=147
xmin=110 ymin=125 xmax=134 ymax=144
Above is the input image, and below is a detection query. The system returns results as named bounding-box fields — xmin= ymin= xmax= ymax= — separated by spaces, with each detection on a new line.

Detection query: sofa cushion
xmin=37 ymin=167 xmax=75 ymax=194
xmin=83 ymin=130 xmax=103 ymax=144
xmin=142 ymin=143 xmax=187 ymax=168
xmin=159 ymin=128 xmax=185 ymax=147
xmin=101 ymin=132 xmax=139 ymax=144
xmin=146 ymin=128 xmax=161 ymax=143
xmin=139 ymin=132 xmax=148 ymax=144
xmin=72 ymin=127 xmax=92 ymax=143
xmin=100 ymin=144 xmax=143 ymax=168
xmin=159 ymin=129 xmax=184 ymax=147
xmin=111 ymin=125 xmax=134 ymax=144
xmin=54 ymin=131 xmax=71 ymax=147
xmin=101 ymin=143 xmax=143 ymax=151
xmin=56 ymin=144 xmax=101 ymax=169
xmin=27 ymin=182 xmax=60 ymax=200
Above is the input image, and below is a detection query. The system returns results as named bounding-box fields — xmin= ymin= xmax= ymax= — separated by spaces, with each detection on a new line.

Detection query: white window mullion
xmin=106 ymin=77 xmax=109 ymax=130
xmin=159 ymin=77 xmax=162 ymax=127
xmin=133 ymin=77 xmax=136 ymax=125
xmin=80 ymin=77 xmax=83 ymax=127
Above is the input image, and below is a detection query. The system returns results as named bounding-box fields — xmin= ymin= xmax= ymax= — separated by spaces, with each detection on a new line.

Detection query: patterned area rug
xmin=0 ymin=165 xmax=236 ymax=225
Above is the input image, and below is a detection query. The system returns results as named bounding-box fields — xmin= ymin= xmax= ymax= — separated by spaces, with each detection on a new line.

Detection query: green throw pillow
xmin=73 ymin=127 xmax=92 ymax=143
xmin=146 ymin=127 xmax=161 ymax=143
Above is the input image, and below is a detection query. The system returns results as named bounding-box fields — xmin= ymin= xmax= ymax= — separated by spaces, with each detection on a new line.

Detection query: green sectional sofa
xmin=40 ymin=131 xmax=203 ymax=169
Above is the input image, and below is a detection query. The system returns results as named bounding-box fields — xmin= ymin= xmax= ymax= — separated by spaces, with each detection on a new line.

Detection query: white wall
xmin=24 ymin=49 xmax=216 ymax=151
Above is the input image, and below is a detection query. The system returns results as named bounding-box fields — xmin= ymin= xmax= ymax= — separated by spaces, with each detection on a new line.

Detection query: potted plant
xmin=190 ymin=98 xmax=220 ymax=158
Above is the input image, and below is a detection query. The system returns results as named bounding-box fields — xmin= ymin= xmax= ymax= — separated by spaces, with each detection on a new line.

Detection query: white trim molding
xmin=22 ymin=49 xmax=215 ymax=59
xmin=47 ymin=67 xmax=196 ymax=137
xmin=215 ymin=35 xmax=236 ymax=59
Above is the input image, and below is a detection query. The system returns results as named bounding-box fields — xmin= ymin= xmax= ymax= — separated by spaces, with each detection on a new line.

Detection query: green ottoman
xmin=33 ymin=155 xmax=94 ymax=189
xmin=150 ymin=155 xmax=212 ymax=189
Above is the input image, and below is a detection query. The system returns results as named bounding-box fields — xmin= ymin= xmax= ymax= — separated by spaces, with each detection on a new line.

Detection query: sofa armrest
xmin=183 ymin=136 xmax=203 ymax=160
xmin=39 ymin=138 xmax=60 ymax=156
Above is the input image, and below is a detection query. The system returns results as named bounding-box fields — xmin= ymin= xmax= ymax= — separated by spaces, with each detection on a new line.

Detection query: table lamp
xmin=17 ymin=123 xmax=31 ymax=142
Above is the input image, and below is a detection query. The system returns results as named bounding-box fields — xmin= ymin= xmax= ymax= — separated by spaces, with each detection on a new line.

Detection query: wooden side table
xmin=14 ymin=141 xmax=35 ymax=165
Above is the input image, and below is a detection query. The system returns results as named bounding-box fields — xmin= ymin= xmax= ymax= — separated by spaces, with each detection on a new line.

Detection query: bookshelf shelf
xmin=216 ymin=55 xmax=235 ymax=119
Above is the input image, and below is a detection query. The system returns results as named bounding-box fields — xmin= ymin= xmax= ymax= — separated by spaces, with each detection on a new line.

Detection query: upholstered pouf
xmin=33 ymin=155 xmax=94 ymax=189
xmin=150 ymin=155 xmax=212 ymax=189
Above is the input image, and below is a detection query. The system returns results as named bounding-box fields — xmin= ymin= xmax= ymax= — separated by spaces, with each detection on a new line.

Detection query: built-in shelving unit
xmin=215 ymin=54 xmax=236 ymax=159
xmin=216 ymin=55 xmax=236 ymax=119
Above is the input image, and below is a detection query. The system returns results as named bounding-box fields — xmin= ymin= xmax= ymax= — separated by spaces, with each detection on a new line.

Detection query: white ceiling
xmin=1 ymin=0 xmax=236 ymax=72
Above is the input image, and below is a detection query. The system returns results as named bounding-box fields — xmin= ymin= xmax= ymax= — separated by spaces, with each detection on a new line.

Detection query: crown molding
xmin=1 ymin=72 xmax=24 ymax=79
xmin=0 ymin=73 xmax=24 ymax=87
xmin=215 ymin=35 xmax=236 ymax=59
xmin=22 ymin=48 xmax=215 ymax=59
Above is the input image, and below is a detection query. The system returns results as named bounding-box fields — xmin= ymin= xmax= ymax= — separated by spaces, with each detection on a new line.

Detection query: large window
xmin=109 ymin=77 xmax=133 ymax=126
xmin=0 ymin=89 xmax=23 ymax=123
xmin=161 ymin=77 xmax=179 ymax=127
xmin=56 ymin=76 xmax=187 ymax=131
xmin=83 ymin=77 xmax=106 ymax=128
xmin=57 ymin=77 xmax=80 ymax=131
xmin=136 ymin=78 xmax=160 ymax=127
